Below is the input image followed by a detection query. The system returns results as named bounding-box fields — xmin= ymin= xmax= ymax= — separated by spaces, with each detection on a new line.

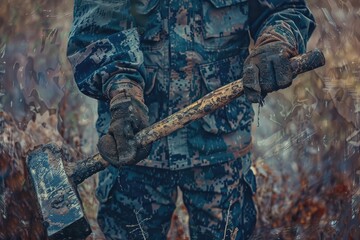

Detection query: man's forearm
xmin=249 ymin=0 xmax=316 ymax=53
xmin=67 ymin=0 xmax=146 ymax=101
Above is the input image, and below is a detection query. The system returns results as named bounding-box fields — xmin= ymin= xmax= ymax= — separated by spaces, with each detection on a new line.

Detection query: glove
xmin=243 ymin=23 xmax=299 ymax=103
xmin=98 ymin=82 xmax=151 ymax=167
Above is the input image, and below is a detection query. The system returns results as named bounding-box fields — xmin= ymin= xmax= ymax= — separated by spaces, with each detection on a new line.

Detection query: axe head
xmin=26 ymin=143 xmax=91 ymax=239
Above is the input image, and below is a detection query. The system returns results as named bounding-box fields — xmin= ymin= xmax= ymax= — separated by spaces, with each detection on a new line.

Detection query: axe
xmin=26 ymin=50 xmax=325 ymax=239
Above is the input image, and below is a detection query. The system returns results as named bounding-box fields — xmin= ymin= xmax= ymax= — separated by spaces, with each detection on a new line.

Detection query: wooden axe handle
xmin=70 ymin=49 xmax=325 ymax=185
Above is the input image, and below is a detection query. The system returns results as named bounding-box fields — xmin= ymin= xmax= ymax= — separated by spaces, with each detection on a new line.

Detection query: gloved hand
xmin=98 ymin=83 xmax=151 ymax=168
xmin=243 ymin=23 xmax=299 ymax=103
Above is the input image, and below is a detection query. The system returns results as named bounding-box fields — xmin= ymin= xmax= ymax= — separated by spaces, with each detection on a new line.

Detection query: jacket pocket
xmin=96 ymin=166 xmax=119 ymax=203
xmin=133 ymin=0 xmax=163 ymax=43
xmin=199 ymin=54 xmax=252 ymax=134
xmin=201 ymin=0 xmax=248 ymax=39
xmin=144 ymin=65 xmax=160 ymax=125
xmin=144 ymin=65 xmax=158 ymax=95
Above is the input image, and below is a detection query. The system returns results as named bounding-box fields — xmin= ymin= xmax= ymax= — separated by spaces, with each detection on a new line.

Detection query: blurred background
xmin=0 ymin=0 xmax=359 ymax=239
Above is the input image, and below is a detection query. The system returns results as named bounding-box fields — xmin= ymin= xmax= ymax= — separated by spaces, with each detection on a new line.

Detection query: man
xmin=67 ymin=0 xmax=315 ymax=239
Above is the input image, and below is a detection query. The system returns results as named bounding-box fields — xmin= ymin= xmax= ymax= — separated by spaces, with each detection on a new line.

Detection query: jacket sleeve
xmin=248 ymin=0 xmax=316 ymax=54
xmin=67 ymin=0 xmax=146 ymax=100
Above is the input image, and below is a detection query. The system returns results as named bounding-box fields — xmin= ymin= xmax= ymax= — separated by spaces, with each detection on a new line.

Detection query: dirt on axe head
xmin=26 ymin=144 xmax=91 ymax=240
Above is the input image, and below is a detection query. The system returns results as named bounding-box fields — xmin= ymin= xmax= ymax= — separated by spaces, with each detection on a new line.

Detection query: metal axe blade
xmin=26 ymin=50 xmax=325 ymax=239
xmin=26 ymin=144 xmax=91 ymax=240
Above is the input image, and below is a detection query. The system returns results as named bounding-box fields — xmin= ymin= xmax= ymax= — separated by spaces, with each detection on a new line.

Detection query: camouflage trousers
xmin=97 ymin=156 xmax=257 ymax=240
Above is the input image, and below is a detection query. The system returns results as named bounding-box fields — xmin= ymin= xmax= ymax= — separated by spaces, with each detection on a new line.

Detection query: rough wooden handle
xmin=134 ymin=49 xmax=326 ymax=147
xmin=290 ymin=49 xmax=325 ymax=77
xmin=71 ymin=49 xmax=325 ymax=185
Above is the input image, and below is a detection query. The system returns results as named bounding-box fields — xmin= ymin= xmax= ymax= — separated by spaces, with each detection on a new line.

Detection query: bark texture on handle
xmin=290 ymin=49 xmax=325 ymax=77
xmin=71 ymin=49 xmax=325 ymax=184
xmin=135 ymin=80 xmax=244 ymax=147
xmin=69 ymin=153 xmax=108 ymax=185
xmin=135 ymin=49 xmax=326 ymax=147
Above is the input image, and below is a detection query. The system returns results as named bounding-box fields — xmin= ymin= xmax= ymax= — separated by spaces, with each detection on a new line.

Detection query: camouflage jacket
xmin=67 ymin=0 xmax=315 ymax=171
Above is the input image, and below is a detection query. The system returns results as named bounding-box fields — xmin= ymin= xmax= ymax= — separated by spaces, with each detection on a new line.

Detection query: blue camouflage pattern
xmin=97 ymin=155 xmax=256 ymax=239
xmin=67 ymin=0 xmax=315 ymax=239
xmin=67 ymin=0 xmax=315 ymax=171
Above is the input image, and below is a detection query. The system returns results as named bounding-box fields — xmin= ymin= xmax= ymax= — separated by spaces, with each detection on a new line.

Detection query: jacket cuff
xmin=107 ymin=79 xmax=145 ymax=104
xmin=255 ymin=22 xmax=298 ymax=54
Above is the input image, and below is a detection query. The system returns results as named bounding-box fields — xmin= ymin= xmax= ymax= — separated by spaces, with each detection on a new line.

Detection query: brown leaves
xmin=167 ymin=187 xmax=190 ymax=240
xmin=0 ymin=112 xmax=48 ymax=240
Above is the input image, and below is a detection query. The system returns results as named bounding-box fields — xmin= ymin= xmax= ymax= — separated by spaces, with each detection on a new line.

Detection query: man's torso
xmin=97 ymin=0 xmax=254 ymax=170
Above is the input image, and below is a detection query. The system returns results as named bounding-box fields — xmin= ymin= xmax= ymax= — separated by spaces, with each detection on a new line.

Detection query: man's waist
xmin=138 ymin=124 xmax=253 ymax=170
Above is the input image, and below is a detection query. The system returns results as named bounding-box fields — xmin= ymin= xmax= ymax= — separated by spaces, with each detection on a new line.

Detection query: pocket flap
xmin=144 ymin=65 xmax=158 ymax=95
xmin=133 ymin=0 xmax=162 ymax=41
xmin=133 ymin=0 xmax=159 ymax=15
xmin=201 ymin=0 xmax=248 ymax=39
xmin=207 ymin=0 xmax=247 ymax=8
xmin=198 ymin=55 xmax=252 ymax=134
xmin=199 ymin=55 xmax=244 ymax=92
xmin=96 ymin=166 xmax=119 ymax=203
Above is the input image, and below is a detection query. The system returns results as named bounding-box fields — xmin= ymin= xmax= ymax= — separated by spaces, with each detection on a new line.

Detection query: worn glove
xmin=98 ymin=83 xmax=151 ymax=168
xmin=243 ymin=23 xmax=299 ymax=103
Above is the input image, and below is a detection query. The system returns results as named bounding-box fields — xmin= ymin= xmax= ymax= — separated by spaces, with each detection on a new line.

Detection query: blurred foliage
xmin=0 ymin=0 xmax=359 ymax=239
